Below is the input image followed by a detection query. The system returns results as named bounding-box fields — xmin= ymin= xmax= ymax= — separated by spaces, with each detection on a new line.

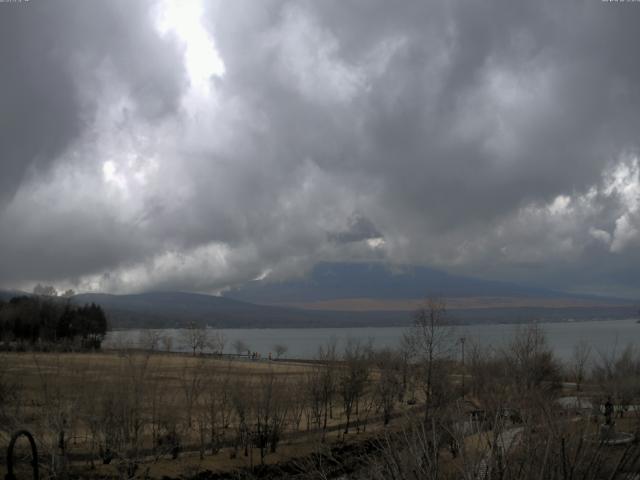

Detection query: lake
xmin=105 ymin=318 xmax=640 ymax=362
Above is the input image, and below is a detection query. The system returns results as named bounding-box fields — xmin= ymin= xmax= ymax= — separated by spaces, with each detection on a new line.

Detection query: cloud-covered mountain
xmin=224 ymin=262 xmax=631 ymax=306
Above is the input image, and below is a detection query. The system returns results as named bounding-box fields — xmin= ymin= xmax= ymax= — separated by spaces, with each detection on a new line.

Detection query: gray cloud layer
xmin=1 ymin=0 xmax=640 ymax=296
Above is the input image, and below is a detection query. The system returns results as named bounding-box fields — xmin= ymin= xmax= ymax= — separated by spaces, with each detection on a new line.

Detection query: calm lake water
xmin=105 ymin=318 xmax=640 ymax=361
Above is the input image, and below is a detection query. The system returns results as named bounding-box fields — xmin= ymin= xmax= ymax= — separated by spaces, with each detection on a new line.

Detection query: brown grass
xmin=0 ymin=351 xmax=409 ymax=479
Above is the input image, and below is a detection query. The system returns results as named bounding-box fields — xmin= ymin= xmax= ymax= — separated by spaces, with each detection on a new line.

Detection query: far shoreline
xmin=106 ymin=315 xmax=639 ymax=332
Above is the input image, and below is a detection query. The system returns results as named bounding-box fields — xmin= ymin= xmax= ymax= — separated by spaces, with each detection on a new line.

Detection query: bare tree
xmin=506 ymin=324 xmax=561 ymax=394
xmin=232 ymin=339 xmax=249 ymax=356
xmin=288 ymin=375 xmax=308 ymax=432
xmin=467 ymin=341 xmax=510 ymax=415
xmin=405 ymin=297 xmax=454 ymax=422
xmin=372 ymin=348 xmax=401 ymax=425
xmin=180 ymin=322 xmax=209 ymax=356
xmin=139 ymin=329 xmax=161 ymax=352
xmin=570 ymin=339 xmax=592 ymax=392
xmin=396 ymin=336 xmax=412 ymax=402
xmin=81 ymin=351 xmax=154 ymax=476
xmin=179 ymin=358 xmax=206 ymax=428
xmin=32 ymin=353 xmax=89 ymax=477
xmin=252 ymin=370 xmax=290 ymax=463
xmin=118 ymin=352 xmax=152 ymax=473
xmin=208 ymin=328 xmax=226 ymax=355
xmin=339 ymin=338 xmax=371 ymax=434
xmin=592 ymin=343 xmax=640 ymax=418
xmin=230 ymin=378 xmax=252 ymax=460
xmin=305 ymin=367 xmax=325 ymax=433
xmin=273 ymin=343 xmax=288 ymax=359
xmin=203 ymin=364 xmax=234 ymax=455
xmin=317 ymin=338 xmax=338 ymax=440
xmin=161 ymin=334 xmax=173 ymax=352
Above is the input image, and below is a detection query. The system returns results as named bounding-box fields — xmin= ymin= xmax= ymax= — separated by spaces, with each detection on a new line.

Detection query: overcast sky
xmin=2 ymin=0 xmax=640 ymax=297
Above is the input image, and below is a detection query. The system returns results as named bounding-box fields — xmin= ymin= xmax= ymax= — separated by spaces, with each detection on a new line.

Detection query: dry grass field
xmin=0 ymin=350 xmax=413 ymax=479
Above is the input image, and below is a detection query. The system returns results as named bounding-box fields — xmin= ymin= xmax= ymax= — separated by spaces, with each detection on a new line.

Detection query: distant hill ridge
xmin=1 ymin=262 xmax=636 ymax=328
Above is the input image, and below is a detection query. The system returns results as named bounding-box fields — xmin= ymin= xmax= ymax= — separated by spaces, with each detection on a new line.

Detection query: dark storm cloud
xmin=328 ymin=215 xmax=383 ymax=245
xmin=1 ymin=0 xmax=640 ymax=296
xmin=0 ymin=0 xmax=185 ymax=204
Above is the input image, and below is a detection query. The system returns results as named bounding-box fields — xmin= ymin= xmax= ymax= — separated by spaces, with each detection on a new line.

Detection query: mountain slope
xmin=72 ymin=291 xmax=306 ymax=328
xmin=223 ymin=262 xmax=629 ymax=306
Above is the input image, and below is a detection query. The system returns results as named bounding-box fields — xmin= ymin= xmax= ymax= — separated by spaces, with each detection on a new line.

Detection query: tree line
xmin=0 ymin=295 xmax=108 ymax=349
